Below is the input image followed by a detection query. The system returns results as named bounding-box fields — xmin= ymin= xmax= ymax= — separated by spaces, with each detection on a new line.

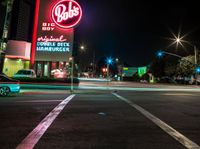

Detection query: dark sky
xmin=75 ymin=0 xmax=200 ymax=67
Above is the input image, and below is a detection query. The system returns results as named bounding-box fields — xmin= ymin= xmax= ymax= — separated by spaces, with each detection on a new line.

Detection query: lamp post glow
xmin=80 ymin=45 xmax=85 ymax=50
xmin=176 ymin=38 xmax=181 ymax=44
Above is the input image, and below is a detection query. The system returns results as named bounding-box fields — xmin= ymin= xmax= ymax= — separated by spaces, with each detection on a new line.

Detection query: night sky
xmin=75 ymin=0 xmax=200 ymax=67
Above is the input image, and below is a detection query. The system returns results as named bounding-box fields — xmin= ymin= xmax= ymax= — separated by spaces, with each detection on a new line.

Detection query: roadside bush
xmin=122 ymin=73 xmax=140 ymax=82
xmin=122 ymin=77 xmax=134 ymax=81
xmin=140 ymin=73 xmax=149 ymax=82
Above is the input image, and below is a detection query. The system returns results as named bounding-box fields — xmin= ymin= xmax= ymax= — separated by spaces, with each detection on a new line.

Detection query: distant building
xmin=122 ymin=67 xmax=138 ymax=77
xmin=122 ymin=66 xmax=148 ymax=77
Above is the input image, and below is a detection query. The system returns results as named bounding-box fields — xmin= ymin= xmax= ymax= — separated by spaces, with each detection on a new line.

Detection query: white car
xmin=13 ymin=69 xmax=36 ymax=78
xmin=0 ymin=74 xmax=20 ymax=96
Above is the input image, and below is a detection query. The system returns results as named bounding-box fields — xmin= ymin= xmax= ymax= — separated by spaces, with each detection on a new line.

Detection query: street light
xmin=176 ymin=38 xmax=181 ymax=44
xmin=79 ymin=45 xmax=85 ymax=53
xmin=115 ymin=58 xmax=119 ymax=63
xmin=80 ymin=45 xmax=85 ymax=50
xmin=106 ymin=57 xmax=113 ymax=83
xmin=156 ymin=50 xmax=165 ymax=58
xmin=70 ymin=43 xmax=85 ymax=93
xmin=77 ymin=44 xmax=96 ymax=77
xmin=173 ymin=37 xmax=199 ymax=84
xmin=156 ymin=50 xmax=182 ymax=59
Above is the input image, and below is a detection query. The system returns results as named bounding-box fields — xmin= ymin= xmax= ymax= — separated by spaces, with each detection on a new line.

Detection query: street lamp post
xmin=107 ymin=62 xmax=110 ymax=82
xmin=69 ymin=57 xmax=74 ymax=93
xmin=106 ymin=57 xmax=113 ymax=84
xmin=92 ymin=50 xmax=96 ymax=77
xmin=76 ymin=44 xmax=96 ymax=77
xmin=194 ymin=45 xmax=198 ymax=85
xmin=70 ymin=44 xmax=85 ymax=93
xmin=194 ymin=45 xmax=198 ymax=67
xmin=175 ymin=38 xmax=199 ymax=85
xmin=157 ymin=50 xmax=183 ymax=59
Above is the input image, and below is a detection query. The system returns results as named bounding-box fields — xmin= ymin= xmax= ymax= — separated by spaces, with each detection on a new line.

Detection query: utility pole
xmin=92 ymin=50 xmax=95 ymax=77
xmin=70 ymin=57 xmax=74 ymax=93
xmin=107 ymin=63 xmax=109 ymax=85
xmin=194 ymin=46 xmax=197 ymax=66
xmin=194 ymin=46 xmax=198 ymax=85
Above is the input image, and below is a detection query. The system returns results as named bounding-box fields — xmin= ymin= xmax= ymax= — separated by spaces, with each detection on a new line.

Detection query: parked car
xmin=0 ymin=74 xmax=20 ymax=96
xmin=13 ymin=69 xmax=36 ymax=78
xmin=175 ymin=75 xmax=195 ymax=85
xmin=157 ymin=76 xmax=177 ymax=84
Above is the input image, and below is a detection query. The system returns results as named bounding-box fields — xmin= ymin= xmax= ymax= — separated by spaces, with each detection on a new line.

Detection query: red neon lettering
xmin=54 ymin=2 xmax=79 ymax=23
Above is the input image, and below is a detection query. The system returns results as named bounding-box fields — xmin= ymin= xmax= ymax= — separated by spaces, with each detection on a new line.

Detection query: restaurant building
xmin=3 ymin=0 xmax=82 ymax=77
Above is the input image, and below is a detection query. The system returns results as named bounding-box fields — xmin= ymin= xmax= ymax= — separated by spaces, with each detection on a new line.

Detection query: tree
xmin=176 ymin=55 xmax=195 ymax=76
xmin=149 ymin=58 xmax=165 ymax=77
xmin=164 ymin=57 xmax=179 ymax=76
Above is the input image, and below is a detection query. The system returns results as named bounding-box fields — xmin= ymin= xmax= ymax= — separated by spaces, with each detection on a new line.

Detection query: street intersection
xmin=0 ymin=82 xmax=200 ymax=149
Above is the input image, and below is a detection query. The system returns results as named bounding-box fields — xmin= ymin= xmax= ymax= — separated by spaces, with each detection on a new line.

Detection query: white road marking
xmin=112 ymin=93 xmax=200 ymax=149
xmin=16 ymin=100 xmax=62 ymax=103
xmin=16 ymin=94 xmax=76 ymax=149
xmin=163 ymin=93 xmax=196 ymax=96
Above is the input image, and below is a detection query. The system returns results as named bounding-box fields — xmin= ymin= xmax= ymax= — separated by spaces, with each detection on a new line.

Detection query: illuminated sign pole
xmin=51 ymin=0 xmax=82 ymax=93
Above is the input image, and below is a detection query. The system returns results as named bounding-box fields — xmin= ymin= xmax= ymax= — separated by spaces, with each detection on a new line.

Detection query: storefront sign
xmin=31 ymin=0 xmax=82 ymax=62
xmin=52 ymin=0 xmax=82 ymax=29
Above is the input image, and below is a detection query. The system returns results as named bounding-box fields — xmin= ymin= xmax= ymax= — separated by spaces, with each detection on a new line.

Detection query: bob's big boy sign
xmin=52 ymin=0 xmax=82 ymax=29
xmin=31 ymin=0 xmax=82 ymax=63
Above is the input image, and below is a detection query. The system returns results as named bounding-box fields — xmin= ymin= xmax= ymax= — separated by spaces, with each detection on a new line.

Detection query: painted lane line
xmin=16 ymin=100 xmax=63 ymax=103
xmin=16 ymin=94 xmax=76 ymax=149
xmin=163 ymin=93 xmax=197 ymax=96
xmin=112 ymin=93 xmax=200 ymax=149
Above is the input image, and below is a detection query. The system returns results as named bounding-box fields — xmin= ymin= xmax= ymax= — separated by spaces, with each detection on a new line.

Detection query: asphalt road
xmin=0 ymin=90 xmax=200 ymax=149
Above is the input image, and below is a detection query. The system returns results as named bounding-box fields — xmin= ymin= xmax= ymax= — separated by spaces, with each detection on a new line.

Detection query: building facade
xmin=3 ymin=0 xmax=81 ymax=77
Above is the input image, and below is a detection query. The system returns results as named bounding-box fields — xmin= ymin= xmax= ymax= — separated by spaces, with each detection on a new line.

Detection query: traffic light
xmin=156 ymin=50 xmax=164 ymax=58
xmin=196 ymin=66 xmax=200 ymax=73
xmin=106 ymin=57 xmax=113 ymax=65
xmin=102 ymin=67 xmax=107 ymax=73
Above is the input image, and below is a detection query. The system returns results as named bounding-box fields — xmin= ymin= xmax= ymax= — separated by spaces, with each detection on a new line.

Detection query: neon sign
xmin=32 ymin=0 xmax=76 ymax=62
xmin=52 ymin=0 xmax=82 ymax=29
xmin=36 ymin=35 xmax=70 ymax=52
xmin=42 ymin=22 xmax=55 ymax=31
